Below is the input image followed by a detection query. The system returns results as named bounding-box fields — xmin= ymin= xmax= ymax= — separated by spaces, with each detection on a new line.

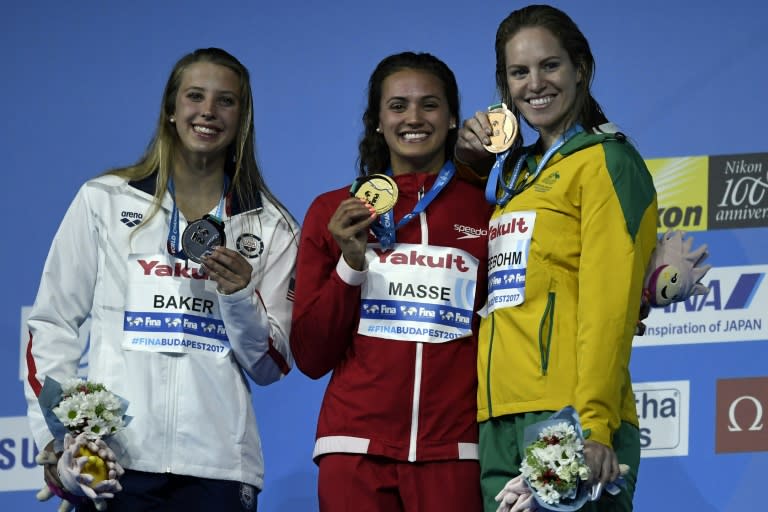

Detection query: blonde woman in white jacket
xmin=24 ymin=48 xmax=298 ymax=512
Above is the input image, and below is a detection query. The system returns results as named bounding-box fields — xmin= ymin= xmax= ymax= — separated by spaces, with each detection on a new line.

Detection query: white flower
xmin=521 ymin=420 xmax=590 ymax=506
xmin=55 ymin=379 xmax=126 ymax=440
xmin=53 ymin=401 xmax=84 ymax=428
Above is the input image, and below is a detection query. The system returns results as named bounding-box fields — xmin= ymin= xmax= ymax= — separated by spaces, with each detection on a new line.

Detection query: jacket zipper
xmin=486 ymin=313 xmax=496 ymax=417
xmin=408 ymin=186 xmax=427 ymax=461
xmin=163 ymin=356 xmax=179 ymax=472
xmin=538 ymin=292 xmax=555 ymax=375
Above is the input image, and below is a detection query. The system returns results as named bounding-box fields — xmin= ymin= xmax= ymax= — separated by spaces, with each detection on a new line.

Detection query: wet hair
xmin=494 ymin=4 xmax=608 ymax=132
xmin=109 ymin=47 xmax=294 ymax=227
xmin=357 ymin=51 xmax=460 ymax=176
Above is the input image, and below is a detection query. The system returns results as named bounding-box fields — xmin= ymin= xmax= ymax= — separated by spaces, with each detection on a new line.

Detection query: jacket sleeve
xmin=220 ymin=212 xmax=298 ymax=385
xmin=24 ymin=185 xmax=99 ymax=450
xmin=290 ymin=194 xmax=366 ymax=379
xmin=574 ymin=142 xmax=658 ymax=446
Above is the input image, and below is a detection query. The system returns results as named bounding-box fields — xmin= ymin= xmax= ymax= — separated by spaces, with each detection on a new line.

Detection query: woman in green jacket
xmin=456 ymin=5 xmax=656 ymax=511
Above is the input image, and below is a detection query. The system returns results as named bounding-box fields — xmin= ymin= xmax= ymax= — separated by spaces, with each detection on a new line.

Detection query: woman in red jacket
xmin=290 ymin=51 xmax=491 ymax=511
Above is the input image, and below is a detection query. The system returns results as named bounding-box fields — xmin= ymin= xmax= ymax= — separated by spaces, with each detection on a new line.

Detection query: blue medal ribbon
xmin=166 ymin=175 xmax=229 ymax=261
xmin=485 ymin=124 xmax=584 ymax=206
xmin=370 ymin=161 xmax=455 ymax=250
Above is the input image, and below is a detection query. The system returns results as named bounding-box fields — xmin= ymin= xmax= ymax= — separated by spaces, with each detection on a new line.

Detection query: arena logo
xmin=633 ymin=380 xmax=689 ymax=458
xmin=708 ymin=153 xmax=768 ymax=229
xmin=716 ymin=376 xmax=768 ymax=453
xmin=0 ymin=416 xmax=41 ymax=492
xmin=634 ymin=265 xmax=768 ymax=347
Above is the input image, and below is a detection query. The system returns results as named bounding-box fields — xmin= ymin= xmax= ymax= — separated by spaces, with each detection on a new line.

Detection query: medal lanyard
xmin=372 ymin=161 xmax=455 ymax=250
xmin=166 ymin=176 xmax=229 ymax=260
xmin=485 ymin=124 xmax=584 ymax=206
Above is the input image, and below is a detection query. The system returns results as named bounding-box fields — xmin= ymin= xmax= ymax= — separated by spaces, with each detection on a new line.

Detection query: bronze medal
xmin=483 ymin=102 xmax=519 ymax=154
xmin=350 ymin=174 xmax=399 ymax=214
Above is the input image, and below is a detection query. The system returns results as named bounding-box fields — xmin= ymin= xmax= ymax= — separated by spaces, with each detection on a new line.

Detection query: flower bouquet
xmin=495 ymin=407 xmax=627 ymax=512
xmin=519 ymin=407 xmax=590 ymax=510
xmin=36 ymin=376 xmax=130 ymax=511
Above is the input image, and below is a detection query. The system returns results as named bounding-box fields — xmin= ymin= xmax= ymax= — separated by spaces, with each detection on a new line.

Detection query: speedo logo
xmin=138 ymin=259 xmax=211 ymax=280
xmin=120 ymin=210 xmax=143 ymax=228
xmin=454 ymin=224 xmax=488 ymax=240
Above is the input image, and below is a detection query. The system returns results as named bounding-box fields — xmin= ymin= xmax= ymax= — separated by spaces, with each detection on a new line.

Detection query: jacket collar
xmin=128 ymin=171 xmax=263 ymax=216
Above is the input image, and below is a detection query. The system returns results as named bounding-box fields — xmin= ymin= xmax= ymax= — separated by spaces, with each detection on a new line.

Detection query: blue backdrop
xmin=2 ymin=1 xmax=767 ymax=510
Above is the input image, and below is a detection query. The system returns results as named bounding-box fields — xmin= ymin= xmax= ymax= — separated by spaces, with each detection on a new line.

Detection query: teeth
xmin=529 ymin=97 xmax=552 ymax=107
xmin=193 ymin=125 xmax=217 ymax=135
xmin=402 ymin=132 xmax=427 ymax=141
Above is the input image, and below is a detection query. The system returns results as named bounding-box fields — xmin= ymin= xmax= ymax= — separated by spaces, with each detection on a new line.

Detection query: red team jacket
xmin=291 ymin=171 xmax=491 ymax=463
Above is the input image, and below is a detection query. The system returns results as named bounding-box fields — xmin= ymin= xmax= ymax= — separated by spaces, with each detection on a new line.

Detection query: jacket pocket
xmin=538 ymin=291 xmax=555 ymax=375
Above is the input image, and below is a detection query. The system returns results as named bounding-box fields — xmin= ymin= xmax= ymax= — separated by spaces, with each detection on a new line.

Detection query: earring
xmin=376 ymin=127 xmax=382 ymax=133
xmin=169 ymin=115 xmax=175 ymax=123
xmin=449 ymin=122 xmax=456 ymax=129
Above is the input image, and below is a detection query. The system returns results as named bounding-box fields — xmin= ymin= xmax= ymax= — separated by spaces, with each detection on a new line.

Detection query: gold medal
xmin=350 ymin=174 xmax=399 ymax=214
xmin=483 ymin=102 xmax=519 ymax=154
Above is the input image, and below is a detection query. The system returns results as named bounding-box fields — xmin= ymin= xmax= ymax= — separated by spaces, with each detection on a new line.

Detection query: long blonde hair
xmin=109 ymin=48 xmax=294 ymax=227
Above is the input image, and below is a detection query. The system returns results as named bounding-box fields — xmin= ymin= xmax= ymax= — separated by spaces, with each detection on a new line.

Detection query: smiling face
xmin=172 ymin=61 xmax=241 ymax=167
xmin=377 ymin=69 xmax=456 ymax=175
xmin=504 ymin=26 xmax=583 ymax=149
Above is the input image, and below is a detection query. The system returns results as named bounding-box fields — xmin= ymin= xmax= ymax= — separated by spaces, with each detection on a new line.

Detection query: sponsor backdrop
xmin=3 ymin=1 xmax=767 ymax=511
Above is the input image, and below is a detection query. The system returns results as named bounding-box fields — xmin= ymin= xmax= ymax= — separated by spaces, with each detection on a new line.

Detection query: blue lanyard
xmin=166 ymin=176 xmax=229 ymax=260
xmin=485 ymin=124 xmax=584 ymax=206
xmin=371 ymin=161 xmax=455 ymax=250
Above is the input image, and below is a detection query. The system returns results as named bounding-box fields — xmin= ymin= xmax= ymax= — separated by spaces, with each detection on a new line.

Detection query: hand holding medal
xmin=349 ymin=174 xmax=399 ymax=215
xmin=483 ymin=102 xmax=519 ymax=154
xmin=348 ymin=174 xmax=399 ymax=253
xmin=326 ymin=176 xmax=396 ymax=270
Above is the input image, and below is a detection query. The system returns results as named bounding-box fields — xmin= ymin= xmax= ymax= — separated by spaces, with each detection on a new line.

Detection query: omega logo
xmin=716 ymin=376 xmax=768 ymax=454
xmin=728 ymin=395 xmax=764 ymax=432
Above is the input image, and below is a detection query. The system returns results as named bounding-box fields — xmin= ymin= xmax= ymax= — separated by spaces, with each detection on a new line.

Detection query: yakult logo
xmin=488 ymin=216 xmax=530 ymax=241
xmin=138 ymin=259 xmax=211 ymax=280
xmin=372 ymin=248 xmax=470 ymax=272
xmin=716 ymin=376 xmax=768 ymax=453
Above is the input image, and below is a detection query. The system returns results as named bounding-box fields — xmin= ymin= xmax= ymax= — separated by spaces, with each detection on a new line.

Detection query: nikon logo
xmin=657 ymin=205 xmax=703 ymax=230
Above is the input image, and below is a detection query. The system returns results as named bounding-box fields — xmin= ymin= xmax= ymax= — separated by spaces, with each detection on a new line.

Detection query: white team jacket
xmin=24 ymin=172 xmax=298 ymax=489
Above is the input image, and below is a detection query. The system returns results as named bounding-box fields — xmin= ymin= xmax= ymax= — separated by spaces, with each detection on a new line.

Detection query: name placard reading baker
xmin=359 ymin=243 xmax=478 ymax=343
xmin=487 ymin=210 xmax=535 ymax=312
xmin=122 ymin=254 xmax=230 ymax=356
